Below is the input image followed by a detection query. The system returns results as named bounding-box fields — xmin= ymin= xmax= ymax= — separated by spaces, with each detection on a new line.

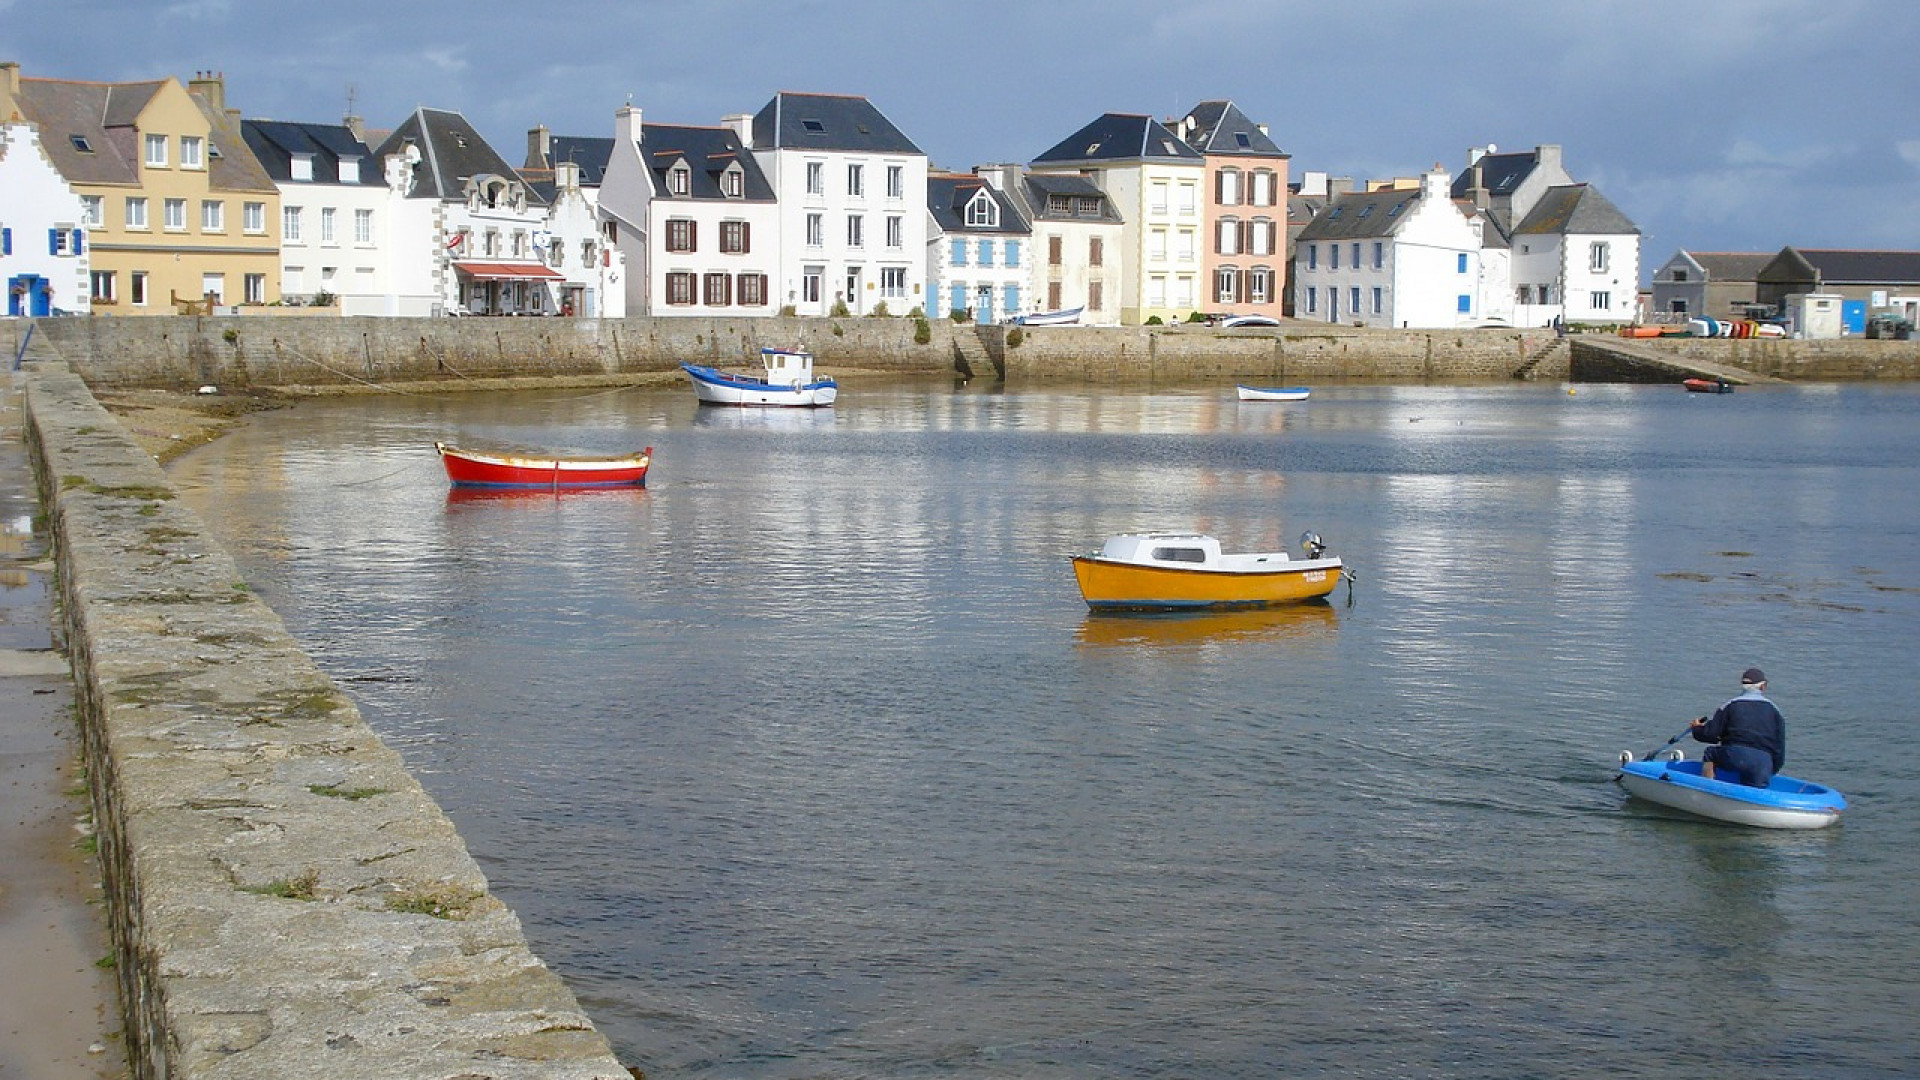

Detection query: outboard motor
xmin=1299 ymin=531 xmax=1326 ymax=560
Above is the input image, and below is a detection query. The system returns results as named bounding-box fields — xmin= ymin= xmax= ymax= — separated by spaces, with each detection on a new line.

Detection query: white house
xmin=519 ymin=128 xmax=625 ymax=317
xmin=597 ymin=106 xmax=778 ymax=317
xmin=373 ymin=108 xmax=560 ymax=316
xmin=1508 ymin=184 xmax=1641 ymax=327
xmin=1293 ymin=168 xmax=1488 ymax=328
xmin=743 ymin=91 xmax=929 ymax=317
xmin=976 ymin=165 xmax=1123 ymax=324
xmin=241 ymin=118 xmax=392 ymax=314
xmin=925 ymin=172 xmax=1030 ymax=323
xmin=1 ymin=120 xmax=90 ymax=316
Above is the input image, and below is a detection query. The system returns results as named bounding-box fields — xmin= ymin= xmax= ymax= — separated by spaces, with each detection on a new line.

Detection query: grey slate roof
xmin=1686 ymin=251 xmax=1771 ymax=280
xmin=643 ymin=124 xmax=775 ymax=201
xmin=243 ymin=119 xmax=377 ymax=185
xmin=751 ymin=92 xmax=923 ymax=155
xmin=1176 ymin=100 xmax=1286 ymax=158
xmin=928 ymin=174 xmax=1027 ymax=235
xmin=1448 ymin=150 xmax=1541 ymax=199
xmin=518 ymin=135 xmax=613 ymax=202
xmin=373 ymin=107 xmax=544 ymax=204
xmin=11 ymin=77 xmax=165 ymax=185
xmin=1293 ymin=188 xmax=1422 ymax=241
xmin=1511 ymin=184 xmax=1639 ymax=236
xmin=1032 ymin=113 xmax=1203 ymax=166
xmin=1021 ymin=172 xmax=1123 ymax=222
xmin=1759 ymin=247 xmax=1920 ymax=286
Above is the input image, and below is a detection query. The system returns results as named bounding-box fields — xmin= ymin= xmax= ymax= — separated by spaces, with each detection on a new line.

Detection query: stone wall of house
xmin=22 ymin=362 xmax=632 ymax=1080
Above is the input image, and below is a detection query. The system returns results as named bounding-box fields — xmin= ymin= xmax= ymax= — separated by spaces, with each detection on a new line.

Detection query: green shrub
xmin=913 ymin=316 xmax=932 ymax=344
xmin=1007 ymin=326 xmax=1025 ymax=348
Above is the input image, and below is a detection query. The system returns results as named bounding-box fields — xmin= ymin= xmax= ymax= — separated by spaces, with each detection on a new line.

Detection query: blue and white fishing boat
xmin=1010 ymin=306 xmax=1082 ymax=327
xmin=682 ymin=347 xmax=837 ymax=408
xmin=1614 ymin=756 xmax=1845 ymax=829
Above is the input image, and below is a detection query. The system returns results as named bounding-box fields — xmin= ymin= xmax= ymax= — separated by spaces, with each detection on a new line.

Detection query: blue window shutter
xmin=50 ymin=228 xmax=61 ymax=255
xmin=1003 ymin=284 xmax=1018 ymax=311
xmin=1006 ymin=240 xmax=1020 ymax=265
xmin=1457 ymin=294 xmax=1471 ymax=313
xmin=74 ymin=229 xmax=85 ymax=255
xmin=1457 ymin=253 xmax=1468 ymax=273
xmin=949 ymin=284 xmax=965 ymax=313
xmin=978 ymin=239 xmax=992 ymax=267
xmin=951 ymin=239 xmax=966 ymax=266
xmin=2 ymin=226 xmax=11 ymax=255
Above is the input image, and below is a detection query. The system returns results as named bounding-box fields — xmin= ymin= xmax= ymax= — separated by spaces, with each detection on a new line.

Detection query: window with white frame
xmin=806 ymin=161 xmax=824 ymax=195
xmin=1372 ymin=287 xmax=1384 ymax=314
xmin=885 ymin=215 xmax=902 ymax=249
xmin=320 ymin=207 xmax=336 ymax=244
xmin=291 ymin=154 xmax=314 ymax=182
xmin=805 ymin=213 xmax=824 ymax=247
xmin=881 ymin=266 xmax=907 ymax=297
xmin=164 ymin=198 xmax=186 ymax=231
xmin=720 ymin=167 xmax=743 ymax=198
xmin=1217 ymin=168 xmax=1241 ymax=206
xmin=181 ymin=135 xmax=204 ymax=169
xmin=739 ymin=274 xmax=768 ymax=306
xmin=1590 ymin=241 xmax=1610 ymax=273
xmin=1149 ymin=181 xmax=1169 ymax=215
xmin=130 ymin=272 xmax=148 ymax=306
xmin=1174 ymin=275 xmax=1195 ymax=308
xmin=244 ymin=274 xmax=265 ymax=304
xmin=1215 ymin=266 xmax=1239 ymax=303
xmin=668 ymin=163 xmax=691 ymax=196
xmin=1252 ymin=218 xmax=1275 ymax=257
xmin=886 ymin=165 xmax=903 ymax=199
xmin=704 ymin=272 xmax=730 ymax=306
xmin=125 ymin=197 xmax=148 ymax=229
xmin=1590 ymin=290 xmax=1612 ymax=310
xmin=355 ymin=209 xmax=373 ymax=244
xmin=847 ymin=163 xmax=865 ymax=197
xmin=1372 ymin=240 xmax=1383 ymax=269
xmin=1147 ymin=275 xmax=1167 ymax=307
xmin=243 ymin=202 xmax=265 ymax=234
xmin=1306 ymin=286 xmax=1317 ymax=313
xmin=1217 ymin=218 xmax=1241 ymax=256
xmin=283 ymin=206 xmax=302 ymax=241
xmin=81 ymin=195 xmax=104 ymax=226
xmin=1148 ymin=228 xmax=1167 ymax=261
xmin=846 ymin=214 xmax=864 ymax=248
xmin=1250 ymin=266 xmax=1272 ymax=303
xmin=965 ymin=194 xmax=997 ymax=227
xmin=1351 ymin=286 xmax=1361 ymax=314
xmin=1250 ymin=169 xmax=1275 ymax=206
xmin=202 ymin=200 xmax=224 ymax=232
xmin=144 ymin=133 xmax=168 ymax=167
xmin=1177 ymin=183 xmax=1198 ymax=215
xmin=91 ymin=271 xmax=115 ymax=303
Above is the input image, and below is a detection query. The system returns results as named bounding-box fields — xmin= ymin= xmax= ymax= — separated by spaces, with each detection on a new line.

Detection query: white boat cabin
xmin=1094 ymin=533 xmax=1303 ymax=572
xmin=761 ymin=348 xmax=817 ymax=387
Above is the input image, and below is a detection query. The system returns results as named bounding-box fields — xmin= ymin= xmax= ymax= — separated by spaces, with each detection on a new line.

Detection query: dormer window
xmin=339 ymin=155 xmax=362 ymax=183
xmin=720 ymin=165 xmax=743 ymax=198
xmin=965 ymin=191 xmax=998 ymax=228
xmin=291 ymin=154 xmax=314 ymax=182
xmin=668 ymin=162 xmax=691 ymax=196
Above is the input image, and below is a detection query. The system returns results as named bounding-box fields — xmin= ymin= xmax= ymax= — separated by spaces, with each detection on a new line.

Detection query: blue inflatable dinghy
xmin=1615 ymin=756 xmax=1845 ymax=829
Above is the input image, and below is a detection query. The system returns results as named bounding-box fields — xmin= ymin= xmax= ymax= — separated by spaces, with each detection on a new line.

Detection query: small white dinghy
xmin=1615 ymin=752 xmax=1845 ymax=829
xmin=1235 ymin=385 xmax=1311 ymax=402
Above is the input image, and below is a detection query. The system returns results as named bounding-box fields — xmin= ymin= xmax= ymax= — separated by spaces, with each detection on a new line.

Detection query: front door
xmin=975 ymin=284 xmax=993 ymax=324
xmin=8 ymin=275 xmax=49 ymax=317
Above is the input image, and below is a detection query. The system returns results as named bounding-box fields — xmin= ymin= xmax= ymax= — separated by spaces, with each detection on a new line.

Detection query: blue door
xmin=1842 ymin=299 xmax=1867 ymax=335
xmin=7 ymin=275 xmax=50 ymax=317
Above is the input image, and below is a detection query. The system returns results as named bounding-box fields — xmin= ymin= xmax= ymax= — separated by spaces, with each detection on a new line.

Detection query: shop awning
xmin=453 ymin=261 xmax=565 ymax=281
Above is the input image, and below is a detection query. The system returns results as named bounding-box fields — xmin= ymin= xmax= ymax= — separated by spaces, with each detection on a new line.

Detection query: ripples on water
xmin=171 ymin=382 xmax=1920 ymax=1078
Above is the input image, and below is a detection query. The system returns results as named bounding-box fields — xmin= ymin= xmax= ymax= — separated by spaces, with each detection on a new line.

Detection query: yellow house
xmin=1 ymin=62 xmax=280 ymax=313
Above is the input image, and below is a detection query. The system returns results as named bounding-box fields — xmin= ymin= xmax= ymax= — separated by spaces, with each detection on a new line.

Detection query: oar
xmin=1640 ymin=724 xmax=1696 ymax=761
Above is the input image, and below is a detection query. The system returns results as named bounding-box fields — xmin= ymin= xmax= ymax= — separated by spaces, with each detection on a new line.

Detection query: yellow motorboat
xmin=1071 ymin=531 xmax=1346 ymax=611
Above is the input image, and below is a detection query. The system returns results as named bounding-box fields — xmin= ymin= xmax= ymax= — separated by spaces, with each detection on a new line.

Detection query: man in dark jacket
xmin=1691 ymin=667 xmax=1786 ymax=787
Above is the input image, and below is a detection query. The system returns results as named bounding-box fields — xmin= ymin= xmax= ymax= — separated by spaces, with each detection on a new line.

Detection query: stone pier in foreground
xmin=23 ymin=360 xmax=630 ymax=1080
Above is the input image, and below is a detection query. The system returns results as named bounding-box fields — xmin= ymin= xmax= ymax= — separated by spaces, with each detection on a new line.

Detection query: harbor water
xmin=168 ymin=380 xmax=1920 ymax=1079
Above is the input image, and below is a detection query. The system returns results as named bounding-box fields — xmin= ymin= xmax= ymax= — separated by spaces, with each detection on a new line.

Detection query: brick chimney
xmin=525 ymin=124 xmax=551 ymax=170
xmin=722 ymin=112 xmax=751 ymax=149
xmin=188 ymin=70 xmax=225 ymax=113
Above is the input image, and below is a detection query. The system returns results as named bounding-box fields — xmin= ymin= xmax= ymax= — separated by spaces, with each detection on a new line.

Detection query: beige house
xmin=1 ymin=63 xmax=280 ymax=313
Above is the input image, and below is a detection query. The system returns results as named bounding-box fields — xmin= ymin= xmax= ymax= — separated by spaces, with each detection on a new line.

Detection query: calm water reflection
xmin=170 ymin=380 xmax=1920 ymax=1079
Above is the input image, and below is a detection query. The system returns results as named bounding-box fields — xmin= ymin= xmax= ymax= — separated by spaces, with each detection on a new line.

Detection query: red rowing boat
xmin=434 ymin=442 xmax=652 ymax=488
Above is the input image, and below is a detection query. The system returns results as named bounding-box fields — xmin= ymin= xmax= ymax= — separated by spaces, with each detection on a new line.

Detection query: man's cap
xmin=1741 ymin=667 xmax=1767 ymax=685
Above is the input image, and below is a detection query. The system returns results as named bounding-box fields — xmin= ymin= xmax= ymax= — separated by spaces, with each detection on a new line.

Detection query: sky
xmin=9 ymin=0 xmax=1918 ymax=278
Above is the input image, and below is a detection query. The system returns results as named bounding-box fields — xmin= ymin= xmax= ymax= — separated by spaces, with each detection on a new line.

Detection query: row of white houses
xmin=2 ymin=61 xmax=1640 ymax=328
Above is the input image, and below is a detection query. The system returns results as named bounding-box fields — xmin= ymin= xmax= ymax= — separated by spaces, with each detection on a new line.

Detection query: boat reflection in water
xmin=1074 ymin=600 xmax=1339 ymax=648
xmin=443 ymin=485 xmax=650 ymax=509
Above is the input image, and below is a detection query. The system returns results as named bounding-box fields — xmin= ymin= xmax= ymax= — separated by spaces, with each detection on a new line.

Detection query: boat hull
xmin=682 ymin=364 xmax=837 ymax=407
xmin=1236 ymin=385 xmax=1311 ymax=402
xmin=1072 ymin=555 xmax=1343 ymax=610
xmin=1012 ymin=306 xmax=1083 ymax=326
xmin=1615 ymin=759 xmax=1844 ymax=829
xmin=435 ymin=442 xmax=650 ymax=488
xmin=1683 ymin=378 xmax=1734 ymax=394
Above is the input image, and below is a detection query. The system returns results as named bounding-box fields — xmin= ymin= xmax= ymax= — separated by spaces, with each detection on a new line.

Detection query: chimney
xmin=614 ymin=104 xmax=642 ymax=150
xmin=722 ymin=112 xmax=751 ymax=148
xmin=556 ymin=160 xmax=580 ymax=190
xmin=188 ymin=70 xmax=225 ymax=113
xmin=975 ymin=163 xmax=1019 ymax=193
xmin=344 ymin=113 xmax=366 ymax=142
xmin=1535 ymin=143 xmax=1563 ymax=174
xmin=525 ymin=124 xmax=551 ymax=170
xmin=1 ymin=61 xmax=20 ymax=104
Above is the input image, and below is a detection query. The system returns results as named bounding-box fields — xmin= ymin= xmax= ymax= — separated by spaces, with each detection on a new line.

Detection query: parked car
xmin=1865 ymin=313 xmax=1913 ymax=340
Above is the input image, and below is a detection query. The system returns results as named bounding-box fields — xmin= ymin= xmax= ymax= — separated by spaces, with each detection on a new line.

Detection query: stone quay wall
xmin=22 ymin=362 xmax=630 ymax=1080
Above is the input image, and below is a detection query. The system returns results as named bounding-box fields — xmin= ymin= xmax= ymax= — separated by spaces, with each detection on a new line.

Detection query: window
xmin=1306 ymin=286 xmax=1317 ymax=314
xmin=1671 ymin=269 xmax=1689 ymax=283
xmin=1089 ymin=237 xmax=1103 ymax=267
xmin=949 ymin=283 xmax=969 ymax=316
xmin=1006 ymin=240 xmax=1020 ymax=266
xmin=720 ymin=167 xmax=743 ymax=198
xmin=1217 ymin=168 xmax=1242 ymax=206
xmin=282 ymin=206 xmax=302 ymax=242
xmin=244 ymin=274 xmax=265 ymax=304
xmin=806 ymin=213 xmax=824 ymax=247
xmin=320 ymin=207 xmax=336 ymax=243
xmin=125 ymin=197 xmax=148 ymax=229
xmin=1351 ymin=243 xmax=1360 ymax=268
xmin=977 ymin=239 xmax=993 ymax=267
xmin=202 ymin=200 xmax=224 ymax=231
xmin=1048 ymin=235 xmax=1061 ymax=267
xmin=846 ymin=214 xmax=864 ymax=248
xmin=181 ymin=135 xmax=204 ymax=169
xmin=1350 ymin=286 xmax=1361 ymax=313
xmin=666 ymin=218 xmax=696 ymax=252
xmin=1088 ymin=279 xmax=1103 ymax=310
xmin=1589 ymin=242 xmax=1610 ymax=273
xmin=1250 ymin=169 xmax=1275 ymax=207
xmin=1669 ymin=299 xmax=1689 ymax=314
xmin=1308 ymin=243 xmax=1319 ymax=270
xmin=1177 ymin=183 xmax=1197 ymax=215
xmin=886 ymin=165 xmax=903 ymax=199
xmin=665 ymin=272 xmax=696 ymax=305
xmin=549 ymin=238 xmax=564 ymax=267
xmin=1149 ymin=181 xmax=1168 ymax=214
xmin=739 ymin=274 xmax=768 ymax=306
xmin=201 ymin=273 xmax=224 ymax=303
xmin=1372 ymin=287 xmax=1384 ymax=314
xmin=886 ymin=215 xmax=902 ymax=249
xmin=1215 ymin=266 xmax=1239 ymax=304
xmin=1147 ymin=275 xmax=1166 ymax=307
xmin=1251 ymin=219 xmax=1274 ymax=257
xmin=291 ymin=154 xmax=314 ymax=182
xmin=802 ymin=269 xmax=822 ymax=304
xmin=130 ymin=271 xmax=148 ymax=307
xmin=81 ymin=196 xmax=104 ymax=226
xmin=355 ymin=209 xmax=373 ymax=244
xmin=164 ymin=198 xmax=186 ymax=231
xmin=1048 ymin=281 xmax=1063 ymax=309
xmin=806 ymin=161 xmax=824 ymax=195
xmin=847 ymin=163 xmax=865 ymax=197
xmin=1148 ymin=229 xmax=1166 ymax=261
xmin=1250 ymin=266 xmax=1272 ymax=304
xmin=1329 ymin=245 xmax=1339 ymax=270
xmin=1591 ymin=290 xmax=1612 ymax=310
xmin=1003 ymin=283 xmax=1020 ymax=313
xmin=668 ymin=163 xmax=691 ymax=196
xmin=720 ymin=220 xmax=750 ymax=254
xmin=1372 ymin=241 xmax=1383 ymax=269
xmin=1516 ymin=286 xmax=1532 ymax=305
xmin=966 ymin=195 xmax=997 ymax=227
xmin=144 ymin=133 xmax=168 ymax=167
xmin=881 ymin=266 xmax=907 ymax=297
xmin=704 ymin=273 xmax=731 ymax=306
xmin=243 ymin=202 xmax=265 ymax=234
xmin=1457 ymin=252 xmax=1469 ymax=274
xmin=91 ymin=271 xmax=116 ymax=303
xmin=1217 ymin=218 xmax=1241 ymax=256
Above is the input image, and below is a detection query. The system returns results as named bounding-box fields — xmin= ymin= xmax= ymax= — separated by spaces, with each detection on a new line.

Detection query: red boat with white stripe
xmin=434 ymin=442 xmax=652 ymax=488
